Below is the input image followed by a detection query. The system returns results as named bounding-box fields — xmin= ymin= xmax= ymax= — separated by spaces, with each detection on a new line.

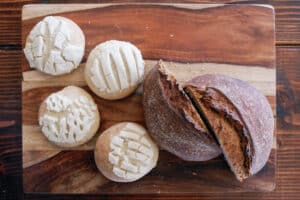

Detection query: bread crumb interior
xmin=184 ymin=86 xmax=249 ymax=181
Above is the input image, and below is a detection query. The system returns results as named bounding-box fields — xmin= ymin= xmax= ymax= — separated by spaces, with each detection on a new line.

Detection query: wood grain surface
xmin=23 ymin=150 xmax=276 ymax=193
xmin=21 ymin=3 xmax=275 ymax=71
xmin=21 ymin=3 xmax=276 ymax=194
xmin=2 ymin=0 xmax=300 ymax=46
xmin=0 ymin=0 xmax=300 ymax=200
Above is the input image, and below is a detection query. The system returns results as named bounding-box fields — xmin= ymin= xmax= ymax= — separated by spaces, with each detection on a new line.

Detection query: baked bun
xmin=38 ymin=86 xmax=100 ymax=147
xmin=184 ymin=74 xmax=274 ymax=181
xmin=94 ymin=122 xmax=159 ymax=182
xmin=23 ymin=16 xmax=85 ymax=76
xmin=85 ymin=40 xmax=144 ymax=100
xmin=143 ymin=61 xmax=221 ymax=161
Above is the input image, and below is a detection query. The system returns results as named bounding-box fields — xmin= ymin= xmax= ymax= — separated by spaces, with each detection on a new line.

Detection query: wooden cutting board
xmin=22 ymin=3 xmax=276 ymax=194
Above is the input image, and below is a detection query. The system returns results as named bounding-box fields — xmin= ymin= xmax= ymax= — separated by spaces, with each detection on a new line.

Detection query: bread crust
xmin=186 ymin=74 xmax=274 ymax=175
xmin=143 ymin=61 xmax=221 ymax=161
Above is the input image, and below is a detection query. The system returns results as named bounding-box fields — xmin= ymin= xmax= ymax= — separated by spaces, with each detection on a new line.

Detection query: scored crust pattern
xmin=39 ymin=92 xmax=97 ymax=144
xmin=23 ymin=16 xmax=85 ymax=75
xmin=108 ymin=123 xmax=155 ymax=180
xmin=87 ymin=40 xmax=144 ymax=94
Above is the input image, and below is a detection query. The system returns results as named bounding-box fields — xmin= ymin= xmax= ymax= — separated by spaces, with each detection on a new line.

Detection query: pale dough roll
xmin=94 ymin=122 xmax=159 ymax=182
xmin=39 ymin=86 xmax=100 ymax=147
xmin=24 ymin=16 xmax=85 ymax=76
xmin=85 ymin=40 xmax=145 ymax=100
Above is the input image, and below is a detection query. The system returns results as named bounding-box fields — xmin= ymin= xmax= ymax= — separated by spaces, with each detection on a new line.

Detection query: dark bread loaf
xmin=184 ymin=74 xmax=274 ymax=181
xmin=143 ymin=61 xmax=221 ymax=161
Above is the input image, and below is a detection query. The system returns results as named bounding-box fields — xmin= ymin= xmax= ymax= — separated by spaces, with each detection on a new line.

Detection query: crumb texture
xmin=158 ymin=62 xmax=208 ymax=133
xmin=23 ymin=16 xmax=85 ymax=75
xmin=187 ymin=74 xmax=274 ymax=176
xmin=186 ymin=86 xmax=249 ymax=180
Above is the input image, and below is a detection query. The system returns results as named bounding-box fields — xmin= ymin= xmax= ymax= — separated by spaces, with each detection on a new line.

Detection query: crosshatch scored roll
xmin=23 ymin=16 xmax=85 ymax=76
xmin=85 ymin=40 xmax=145 ymax=100
xmin=38 ymin=86 xmax=100 ymax=147
xmin=94 ymin=122 xmax=159 ymax=182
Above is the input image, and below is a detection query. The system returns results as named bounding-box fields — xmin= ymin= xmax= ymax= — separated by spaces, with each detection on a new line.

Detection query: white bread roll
xmin=23 ymin=16 xmax=85 ymax=76
xmin=94 ymin=122 xmax=159 ymax=182
xmin=85 ymin=40 xmax=144 ymax=100
xmin=38 ymin=86 xmax=100 ymax=147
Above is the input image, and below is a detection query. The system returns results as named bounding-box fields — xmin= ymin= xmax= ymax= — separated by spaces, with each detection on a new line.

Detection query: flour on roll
xmin=23 ymin=16 xmax=85 ymax=76
xmin=94 ymin=122 xmax=159 ymax=182
xmin=39 ymin=86 xmax=100 ymax=147
xmin=85 ymin=40 xmax=144 ymax=100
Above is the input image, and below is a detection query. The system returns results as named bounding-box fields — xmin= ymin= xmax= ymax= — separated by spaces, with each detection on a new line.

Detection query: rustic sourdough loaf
xmin=184 ymin=74 xmax=274 ymax=181
xmin=143 ymin=61 xmax=221 ymax=161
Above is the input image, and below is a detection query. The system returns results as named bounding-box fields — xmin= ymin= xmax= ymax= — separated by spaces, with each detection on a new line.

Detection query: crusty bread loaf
xmin=94 ymin=122 xmax=159 ymax=182
xmin=24 ymin=16 xmax=85 ymax=76
xmin=184 ymin=74 xmax=274 ymax=181
xmin=39 ymin=86 xmax=100 ymax=147
xmin=143 ymin=61 xmax=221 ymax=161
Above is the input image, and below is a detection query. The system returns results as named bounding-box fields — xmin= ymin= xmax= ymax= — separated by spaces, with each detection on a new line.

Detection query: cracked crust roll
xmin=94 ymin=122 xmax=159 ymax=182
xmin=184 ymin=74 xmax=274 ymax=181
xmin=38 ymin=86 xmax=100 ymax=147
xmin=85 ymin=40 xmax=145 ymax=100
xmin=142 ymin=61 xmax=221 ymax=161
xmin=23 ymin=16 xmax=85 ymax=76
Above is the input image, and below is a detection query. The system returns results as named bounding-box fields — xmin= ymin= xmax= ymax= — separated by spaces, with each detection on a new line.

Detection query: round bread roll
xmin=143 ymin=61 xmax=221 ymax=161
xmin=23 ymin=16 xmax=85 ymax=76
xmin=39 ymin=86 xmax=100 ymax=147
xmin=94 ymin=122 xmax=159 ymax=182
xmin=85 ymin=40 xmax=144 ymax=100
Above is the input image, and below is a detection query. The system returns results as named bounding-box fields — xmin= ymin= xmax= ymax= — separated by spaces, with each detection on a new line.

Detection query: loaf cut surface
xmin=184 ymin=86 xmax=250 ymax=180
xmin=184 ymin=74 xmax=274 ymax=181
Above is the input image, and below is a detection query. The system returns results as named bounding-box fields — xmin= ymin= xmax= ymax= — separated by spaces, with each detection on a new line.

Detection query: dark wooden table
xmin=1 ymin=0 xmax=299 ymax=199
